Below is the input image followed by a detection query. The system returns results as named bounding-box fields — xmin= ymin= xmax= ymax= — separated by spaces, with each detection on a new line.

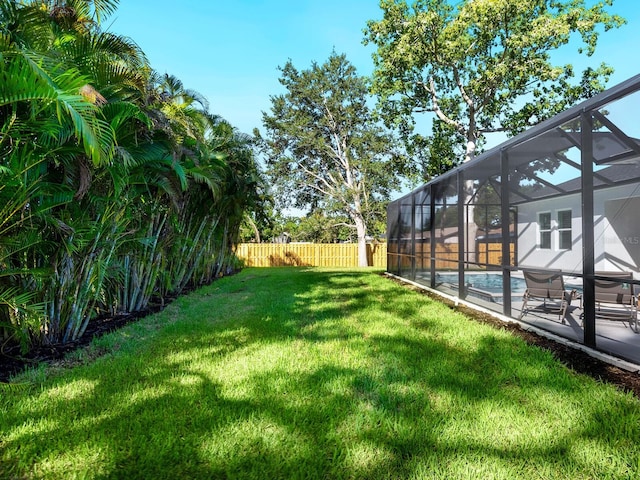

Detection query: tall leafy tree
xmin=258 ymin=52 xmax=405 ymax=266
xmin=364 ymin=0 xmax=625 ymax=165
xmin=263 ymin=212 xmax=356 ymax=244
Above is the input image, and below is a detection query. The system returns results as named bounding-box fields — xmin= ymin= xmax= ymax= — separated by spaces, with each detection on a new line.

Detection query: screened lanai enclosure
xmin=387 ymin=74 xmax=640 ymax=365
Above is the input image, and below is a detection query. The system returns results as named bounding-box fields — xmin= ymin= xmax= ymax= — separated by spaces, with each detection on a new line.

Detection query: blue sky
xmin=109 ymin=1 xmax=382 ymax=135
xmin=109 ymin=0 xmax=640 ymax=142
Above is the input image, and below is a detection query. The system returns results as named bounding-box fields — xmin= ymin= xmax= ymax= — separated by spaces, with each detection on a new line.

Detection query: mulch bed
xmin=0 ymin=270 xmax=244 ymax=383
xmin=0 ymin=307 xmax=163 ymax=383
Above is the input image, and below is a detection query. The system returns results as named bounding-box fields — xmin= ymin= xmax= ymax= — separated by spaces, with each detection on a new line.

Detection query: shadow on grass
xmin=1 ymin=268 xmax=639 ymax=479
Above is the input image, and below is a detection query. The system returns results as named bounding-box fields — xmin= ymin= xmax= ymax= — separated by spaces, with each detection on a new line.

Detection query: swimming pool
xmin=435 ymin=272 xmax=582 ymax=302
xmin=437 ymin=272 xmax=526 ymax=292
xmin=435 ymin=272 xmax=527 ymax=301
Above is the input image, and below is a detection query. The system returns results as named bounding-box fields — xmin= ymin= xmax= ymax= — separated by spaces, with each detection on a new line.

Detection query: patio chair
xmin=587 ymin=272 xmax=638 ymax=333
xmin=519 ymin=270 xmax=575 ymax=323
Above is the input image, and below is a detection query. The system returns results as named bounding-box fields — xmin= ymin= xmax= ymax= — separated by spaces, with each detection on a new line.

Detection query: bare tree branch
xmin=427 ymin=76 xmax=463 ymax=134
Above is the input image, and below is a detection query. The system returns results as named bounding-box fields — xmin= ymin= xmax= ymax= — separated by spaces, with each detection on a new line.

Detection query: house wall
xmin=517 ymin=193 xmax=583 ymax=273
xmin=517 ymin=183 xmax=640 ymax=277
xmin=600 ymin=192 xmax=640 ymax=275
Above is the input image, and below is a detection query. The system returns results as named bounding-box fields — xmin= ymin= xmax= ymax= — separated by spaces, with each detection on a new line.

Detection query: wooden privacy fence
xmin=398 ymin=242 xmax=515 ymax=269
xmin=236 ymin=242 xmax=513 ymax=269
xmin=235 ymin=243 xmax=387 ymax=267
xmin=423 ymin=243 xmax=515 ymax=268
xmin=478 ymin=243 xmax=516 ymax=266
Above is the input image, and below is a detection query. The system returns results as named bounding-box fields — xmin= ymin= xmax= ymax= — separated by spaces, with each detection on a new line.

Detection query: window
xmin=538 ymin=212 xmax=551 ymax=249
xmin=558 ymin=210 xmax=572 ymax=250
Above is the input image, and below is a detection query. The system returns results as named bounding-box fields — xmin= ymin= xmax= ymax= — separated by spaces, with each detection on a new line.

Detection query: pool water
xmin=436 ymin=272 xmax=527 ymax=296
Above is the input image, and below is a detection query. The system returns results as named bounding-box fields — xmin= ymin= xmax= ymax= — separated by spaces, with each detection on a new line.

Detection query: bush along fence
xmin=235 ymin=243 xmax=387 ymax=268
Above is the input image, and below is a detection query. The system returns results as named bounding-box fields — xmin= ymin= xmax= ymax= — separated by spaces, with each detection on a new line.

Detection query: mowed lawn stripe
xmin=1 ymin=267 xmax=639 ymax=479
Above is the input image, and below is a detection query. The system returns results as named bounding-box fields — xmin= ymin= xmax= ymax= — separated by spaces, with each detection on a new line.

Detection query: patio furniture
xmin=584 ymin=272 xmax=639 ymax=333
xmin=519 ymin=270 xmax=575 ymax=323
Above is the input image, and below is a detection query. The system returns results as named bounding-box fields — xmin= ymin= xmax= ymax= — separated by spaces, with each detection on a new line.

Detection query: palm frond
xmin=1 ymin=50 xmax=115 ymax=165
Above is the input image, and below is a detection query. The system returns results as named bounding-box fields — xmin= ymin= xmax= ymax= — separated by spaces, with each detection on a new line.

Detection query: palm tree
xmin=1 ymin=0 xmax=267 ymax=349
xmin=1 ymin=0 xmax=142 ymax=344
xmin=207 ymin=121 xmax=269 ymax=272
xmin=1 ymin=0 xmax=120 ymax=346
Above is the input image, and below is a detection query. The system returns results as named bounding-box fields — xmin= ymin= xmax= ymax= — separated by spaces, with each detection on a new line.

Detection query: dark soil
xmin=0 ymin=269 xmax=243 ymax=383
xmin=2 ymin=274 xmax=640 ymax=401
xmin=0 ymin=306 xmax=164 ymax=383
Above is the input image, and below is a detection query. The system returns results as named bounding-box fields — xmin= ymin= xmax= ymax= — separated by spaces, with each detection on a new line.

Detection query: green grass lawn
xmin=1 ymin=267 xmax=639 ymax=479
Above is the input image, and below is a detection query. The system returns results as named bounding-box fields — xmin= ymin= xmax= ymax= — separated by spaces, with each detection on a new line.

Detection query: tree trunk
xmin=245 ymin=213 xmax=261 ymax=243
xmin=354 ymin=213 xmax=369 ymax=267
xmin=464 ymin=127 xmax=478 ymax=264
